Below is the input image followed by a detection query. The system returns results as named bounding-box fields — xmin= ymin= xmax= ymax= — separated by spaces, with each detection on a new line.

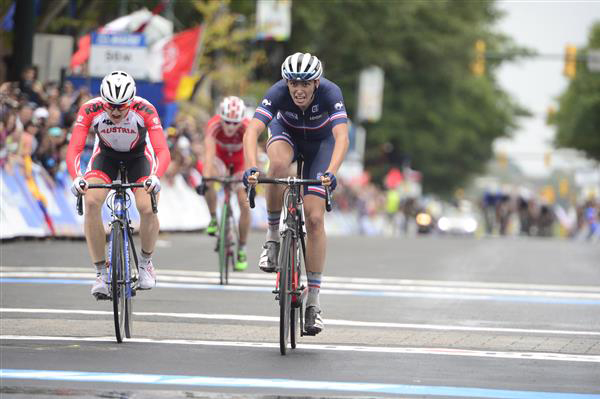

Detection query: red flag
xmin=162 ymin=26 xmax=202 ymax=102
xmin=70 ymin=34 xmax=91 ymax=70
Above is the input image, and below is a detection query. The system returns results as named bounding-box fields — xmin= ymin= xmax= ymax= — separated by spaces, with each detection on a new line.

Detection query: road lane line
xmin=4 ymin=272 xmax=600 ymax=299
xmin=2 ymin=308 xmax=599 ymax=337
xmin=2 ymin=336 xmax=600 ymax=363
xmin=4 ymin=278 xmax=600 ymax=305
xmin=1 ymin=369 xmax=599 ymax=398
xmin=3 ymin=266 xmax=600 ymax=292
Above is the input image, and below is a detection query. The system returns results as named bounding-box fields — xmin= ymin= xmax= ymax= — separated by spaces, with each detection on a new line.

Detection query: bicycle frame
xmin=76 ymin=163 xmax=157 ymax=342
xmin=203 ymin=165 xmax=242 ymax=285
xmin=247 ymin=159 xmax=332 ymax=354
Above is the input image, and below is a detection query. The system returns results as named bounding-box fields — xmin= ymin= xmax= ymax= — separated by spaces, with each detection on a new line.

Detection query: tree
xmin=553 ymin=22 xmax=600 ymax=161
xmin=191 ymin=0 xmax=265 ymax=100
xmin=289 ymin=0 xmax=529 ymax=195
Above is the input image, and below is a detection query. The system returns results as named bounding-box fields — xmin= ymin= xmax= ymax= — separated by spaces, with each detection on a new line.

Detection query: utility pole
xmin=10 ymin=0 xmax=35 ymax=81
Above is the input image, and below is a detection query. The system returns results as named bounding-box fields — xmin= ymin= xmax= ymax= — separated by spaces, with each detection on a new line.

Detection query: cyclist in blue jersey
xmin=243 ymin=52 xmax=349 ymax=335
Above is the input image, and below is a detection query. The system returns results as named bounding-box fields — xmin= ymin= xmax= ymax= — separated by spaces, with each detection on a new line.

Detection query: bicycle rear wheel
xmin=110 ymin=224 xmax=126 ymax=343
xmin=279 ymin=230 xmax=293 ymax=355
xmin=218 ymin=203 xmax=229 ymax=285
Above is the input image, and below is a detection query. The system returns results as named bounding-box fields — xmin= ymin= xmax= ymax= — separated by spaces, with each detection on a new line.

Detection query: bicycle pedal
xmin=272 ymin=289 xmax=279 ymax=294
xmin=302 ymin=329 xmax=317 ymax=336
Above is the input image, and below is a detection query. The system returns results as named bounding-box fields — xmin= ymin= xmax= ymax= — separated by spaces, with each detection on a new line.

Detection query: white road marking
xmin=3 ymin=266 xmax=600 ymax=292
xmin=2 ymin=268 xmax=600 ymax=299
xmin=2 ymin=335 xmax=599 ymax=363
xmin=2 ymin=308 xmax=599 ymax=337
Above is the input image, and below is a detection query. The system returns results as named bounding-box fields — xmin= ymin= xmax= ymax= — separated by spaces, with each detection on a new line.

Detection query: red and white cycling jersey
xmin=205 ymin=114 xmax=249 ymax=155
xmin=66 ymin=96 xmax=170 ymax=178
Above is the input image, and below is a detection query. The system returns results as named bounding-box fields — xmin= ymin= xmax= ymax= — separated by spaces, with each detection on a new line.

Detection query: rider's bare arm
xmin=243 ymin=118 xmax=266 ymax=169
xmin=203 ymin=134 xmax=217 ymax=178
xmin=142 ymin=101 xmax=171 ymax=177
xmin=326 ymin=123 xmax=349 ymax=175
xmin=66 ymin=103 xmax=93 ymax=179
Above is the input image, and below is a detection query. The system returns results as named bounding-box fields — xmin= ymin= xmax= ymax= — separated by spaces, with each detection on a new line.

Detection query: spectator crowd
xmin=1 ymin=67 xmax=598 ymax=241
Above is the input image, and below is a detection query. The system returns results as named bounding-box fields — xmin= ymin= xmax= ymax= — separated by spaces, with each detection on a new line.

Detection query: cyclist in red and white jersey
xmin=201 ymin=96 xmax=251 ymax=271
xmin=66 ymin=70 xmax=171 ymax=298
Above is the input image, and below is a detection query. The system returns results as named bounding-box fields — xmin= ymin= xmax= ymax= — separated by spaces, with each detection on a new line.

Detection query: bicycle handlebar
xmin=246 ymin=177 xmax=332 ymax=212
xmin=76 ymin=179 xmax=158 ymax=215
xmin=203 ymin=177 xmax=243 ymax=184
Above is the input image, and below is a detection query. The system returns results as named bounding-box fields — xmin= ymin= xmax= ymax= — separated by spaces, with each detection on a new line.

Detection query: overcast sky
xmin=493 ymin=0 xmax=600 ymax=177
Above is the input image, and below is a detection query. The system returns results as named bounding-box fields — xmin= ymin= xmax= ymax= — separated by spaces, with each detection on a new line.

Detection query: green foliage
xmin=24 ymin=0 xmax=532 ymax=194
xmin=554 ymin=22 xmax=600 ymax=161
xmin=289 ymin=0 xmax=527 ymax=195
xmin=191 ymin=0 xmax=266 ymax=101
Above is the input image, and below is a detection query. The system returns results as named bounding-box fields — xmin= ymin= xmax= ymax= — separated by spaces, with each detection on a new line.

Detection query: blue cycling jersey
xmin=253 ymin=78 xmax=348 ymax=140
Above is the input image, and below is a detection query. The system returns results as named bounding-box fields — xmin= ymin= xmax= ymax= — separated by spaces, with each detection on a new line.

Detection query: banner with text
xmin=89 ymin=32 xmax=148 ymax=79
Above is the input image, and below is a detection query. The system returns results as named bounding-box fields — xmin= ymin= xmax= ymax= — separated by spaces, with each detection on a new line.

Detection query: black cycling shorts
xmin=266 ymin=118 xmax=334 ymax=198
xmin=84 ymin=149 xmax=154 ymax=184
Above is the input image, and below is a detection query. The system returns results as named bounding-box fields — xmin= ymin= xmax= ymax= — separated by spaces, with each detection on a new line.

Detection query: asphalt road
xmin=1 ymin=232 xmax=599 ymax=398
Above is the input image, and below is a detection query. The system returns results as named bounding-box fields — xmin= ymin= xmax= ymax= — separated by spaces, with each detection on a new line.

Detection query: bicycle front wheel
xmin=279 ymin=230 xmax=293 ymax=355
xmin=218 ymin=203 xmax=229 ymax=285
xmin=124 ymin=228 xmax=134 ymax=339
xmin=290 ymin=237 xmax=302 ymax=349
xmin=110 ymin=224 xmax=126 ymax=343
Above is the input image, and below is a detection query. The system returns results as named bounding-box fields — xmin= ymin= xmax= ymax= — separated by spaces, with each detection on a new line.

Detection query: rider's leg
xmin=206 ymin=157 xmax=226 ymax=235
xmin=205 ymin=185 xmax=217 ymax=217
xmin=83 ymin=179 xmax=110 ymax=297
xmin=204 ymin=184 xmax=218 ymax=235
xmin=135 ymin=188 xmax=159 ymax=289
xmin=135 ymin=189 xmax=159 ymax=254
xmin=236 ymin=187 xmax=250 ymax=246
xmin=303 ymin=195 xmax=326 ymax=307
xmin=235 ymin=186 xmax=250 ymax=271
xmin=83 ymin=180 xmax=110 ymax=264
xmin=256 ymin=140 xmax=294 ymax=272
xmin=265 ymin=140 xmax=294 ymax=241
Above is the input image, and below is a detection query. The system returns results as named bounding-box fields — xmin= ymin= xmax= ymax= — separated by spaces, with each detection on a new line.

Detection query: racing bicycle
xmin=200 ymin=165 xmax=242 ymax=285
xmin=76 ymin=163 xmax=157 ymax=343
xmin=247 ymin=158 xmax=332 ymax=355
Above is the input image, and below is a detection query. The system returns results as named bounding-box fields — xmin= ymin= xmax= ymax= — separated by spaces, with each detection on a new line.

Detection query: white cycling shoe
xmin=91 ymin=275 xmax=109 ymax=299
xmin=138 ymin=261 xmax=156 ymax=290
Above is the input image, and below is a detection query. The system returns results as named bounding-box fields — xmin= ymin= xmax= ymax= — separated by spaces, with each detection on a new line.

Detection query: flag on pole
xmin=70 ymin=34 xmax=91 ymax=70
xmin=160 ymin=26 xmax=202 ymax=102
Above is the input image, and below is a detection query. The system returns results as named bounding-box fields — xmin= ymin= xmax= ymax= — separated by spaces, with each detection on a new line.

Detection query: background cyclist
xmin=66 ymin=70 xmax=171 ymax=298
xmin=202 ymin=96 xmax=251 ymax=271
xmin=243 ymin=53 xmax=349 ymax=335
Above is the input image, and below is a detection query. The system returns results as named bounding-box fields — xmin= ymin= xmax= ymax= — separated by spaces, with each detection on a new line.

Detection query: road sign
xmin=89 ymin=32 xmax=148 ymax=78
xmin=357 ymin=66 xmax=384 ymax=122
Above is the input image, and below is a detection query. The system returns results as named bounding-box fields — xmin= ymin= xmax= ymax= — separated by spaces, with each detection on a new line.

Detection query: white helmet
xmin=219 ymin=96 xmax=245 ymax=123
xmin=100 ymin=71 xmax=136 ymax=105
xmin=281 ymin=52 xmax=323 ymax=81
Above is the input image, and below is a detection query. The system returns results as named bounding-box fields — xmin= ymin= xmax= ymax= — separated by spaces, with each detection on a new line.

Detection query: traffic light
xmin=564 ymin=44 xmax=577 ymax=78
xmin=471 ymin=39 xmax=486 ymax=76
